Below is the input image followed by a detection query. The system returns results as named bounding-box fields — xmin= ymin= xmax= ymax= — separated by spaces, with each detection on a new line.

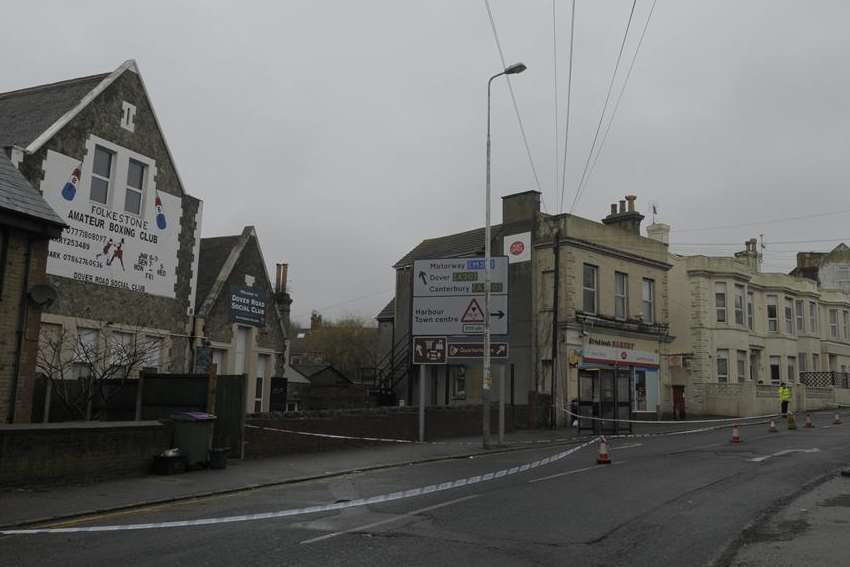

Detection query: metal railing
xmin=800 ymin=371 xmax=850 ymax=389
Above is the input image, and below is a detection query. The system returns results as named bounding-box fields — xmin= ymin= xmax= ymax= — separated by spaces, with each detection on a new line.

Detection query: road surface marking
xmin=611 ymin=443 xmax=643 ymax=450
xmin=0 ymin=439 xmax=600 ymax=535
xmin=299 ymin=494 xmax=479 ymax=544
xmin=528 ymin=462 xmax=625 ymax=484
xmin=748 ymin=448 xmax=821 ymax=463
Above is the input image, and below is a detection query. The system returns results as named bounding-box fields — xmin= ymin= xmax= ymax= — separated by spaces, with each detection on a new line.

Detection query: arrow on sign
xmin=418 ymin=271 xmax=427 ymax=286
xmin=490 ymin=310 xmax=505 ymax=319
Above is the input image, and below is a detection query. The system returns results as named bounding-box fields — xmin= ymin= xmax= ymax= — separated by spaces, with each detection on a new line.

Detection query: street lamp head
xmin=504 ymin=62 xmax=527 ymax=75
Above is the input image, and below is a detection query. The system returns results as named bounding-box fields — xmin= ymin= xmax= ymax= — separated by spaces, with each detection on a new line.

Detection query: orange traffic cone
xmin=768 ymin=419 xmax=778 ymax=433
xmin=834 ymin=413 xmax=842 ymax=425
xmin=597 ymin=437 xmax=611 ymax=464
xmin=804 ymin=414 xmax=814 ymax=428
xmin=730 ymin=424 xmax=742 ymax=443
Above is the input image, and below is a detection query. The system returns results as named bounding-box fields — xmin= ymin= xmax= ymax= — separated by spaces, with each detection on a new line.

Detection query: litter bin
xmin=208 ymin=447 xmax=229 ymax=470
xmin=171 ymin=411 xmax=217 ymax=468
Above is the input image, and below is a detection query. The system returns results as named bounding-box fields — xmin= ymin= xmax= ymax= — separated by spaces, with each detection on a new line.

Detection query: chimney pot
xmin=625 ymin=194 xmax=636 ymax=212
xmin=610 ymin=203 xmax=618 ymax=215
xmin=618 ymin=200 xmax=626 ymax=214
xmin=275 ymin=263 xmax=289 ymax=294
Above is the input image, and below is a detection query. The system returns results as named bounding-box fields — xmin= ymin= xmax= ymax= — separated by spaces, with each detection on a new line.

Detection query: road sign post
xmin=411 ymin=336 xmax=447 ymax=442
xmin=412 ymin=257 xmax=508 ymax=449
xmin=419 ymin=365 xmax=426 ymax=442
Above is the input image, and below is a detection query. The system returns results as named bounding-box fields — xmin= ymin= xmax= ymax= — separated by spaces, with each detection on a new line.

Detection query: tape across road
xmin=1 ymin=438 xmax=600 ymax=535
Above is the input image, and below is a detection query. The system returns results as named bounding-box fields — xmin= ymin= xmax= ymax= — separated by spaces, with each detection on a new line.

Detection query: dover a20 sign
xmin=412 ymin=257 xmax=508 ymax=336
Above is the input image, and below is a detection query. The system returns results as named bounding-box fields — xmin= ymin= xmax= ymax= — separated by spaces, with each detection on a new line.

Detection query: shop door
xmin=577 ymin=368 xmax=632 ymax=434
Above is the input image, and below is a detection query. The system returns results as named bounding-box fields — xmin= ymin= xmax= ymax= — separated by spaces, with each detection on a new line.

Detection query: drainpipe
xmin=551 ymin=228 xmax=560 ymax=429
xmin=8 ymin=236 xmax=33 ymax=423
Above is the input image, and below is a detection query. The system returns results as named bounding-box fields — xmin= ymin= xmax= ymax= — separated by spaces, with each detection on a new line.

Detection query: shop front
xmin=575 ymin=335 xmax=661 ymax=433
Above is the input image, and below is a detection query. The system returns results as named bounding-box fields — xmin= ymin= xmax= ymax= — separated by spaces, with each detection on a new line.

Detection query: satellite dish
xmin=28 ymin=284 xmax=58 ymax=306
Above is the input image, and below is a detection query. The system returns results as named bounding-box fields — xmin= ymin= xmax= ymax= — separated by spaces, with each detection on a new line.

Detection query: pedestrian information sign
xmin=412 ymin=257 xmax=508 ymax=336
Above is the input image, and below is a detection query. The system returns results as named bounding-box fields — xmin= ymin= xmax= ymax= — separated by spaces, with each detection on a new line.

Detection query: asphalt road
xmin=3 ymin=414 xmax=850 ymax=567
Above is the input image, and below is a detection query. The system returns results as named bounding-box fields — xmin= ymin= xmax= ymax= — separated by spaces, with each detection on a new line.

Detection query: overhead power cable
xmin=576 ymin=0 xmax=658 ymax=197
xmin=552 ymin=0 xmax=559 ymax=204
xmin=670 ymin=207 xmax=850 ymax=233
xmin=558 ymin=0 xmax=576 ymax=213
xmin=569 ymin=0 xmax=639 ymax=214
xmin=483 ymin=0 xmax=543 ymax=195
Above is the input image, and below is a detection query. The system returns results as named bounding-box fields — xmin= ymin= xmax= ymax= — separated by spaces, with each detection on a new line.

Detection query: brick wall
xmin=0 ymin=420 xmax=172 ymax=486
xmin=0 ymin=228 xmax=50 ymax=423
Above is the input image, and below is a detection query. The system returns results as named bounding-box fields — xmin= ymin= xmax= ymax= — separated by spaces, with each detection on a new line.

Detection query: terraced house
xmin=667 ymin=239 xmax=850 ymax=416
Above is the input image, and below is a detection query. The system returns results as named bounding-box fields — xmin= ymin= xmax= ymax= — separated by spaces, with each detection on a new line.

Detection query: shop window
xmin=715 ymin=283 xmax=727 ymax=323
xmin=734 ymin=285 xmax=745 ymax=326
xmin=737 ymin=350 xmax=747 ymax=382
xmin=582 ymin=264 xmax=598 ymax=314
xmin=769 ymin=356 xmax=781 ymax=384
xmin=642 ymin=278 xmax=655 ymax=323
xmin=766 ymin=295 xmax=778 ymax=332
xmin=614 ymin=272 xmax=628 ymax=320
xmin=90 ymin=145 xmax=113 ymax=204
xmin=716 ymin=349 xmax=729 ymax=383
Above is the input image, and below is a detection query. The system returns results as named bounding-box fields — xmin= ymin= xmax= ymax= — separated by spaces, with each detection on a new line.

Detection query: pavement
xmin=2 ymin=411 xmax=847 ymax=566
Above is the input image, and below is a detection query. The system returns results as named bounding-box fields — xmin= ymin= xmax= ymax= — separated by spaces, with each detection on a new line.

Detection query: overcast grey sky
xmin=3 ymin=1 xmax=849 ymax=326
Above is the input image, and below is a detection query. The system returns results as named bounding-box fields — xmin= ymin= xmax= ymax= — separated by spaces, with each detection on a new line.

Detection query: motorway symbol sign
xmin=413 ymin=257 xmax=509 ymax=298
xmin=447 ymin=342 xmax=509 ymax=359
xmin=412 ymin=336 xmax=447 ymax=365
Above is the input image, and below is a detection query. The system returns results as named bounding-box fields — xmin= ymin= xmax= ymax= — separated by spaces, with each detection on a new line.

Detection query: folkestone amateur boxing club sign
xmin=41 ymin=147 xmax=183 ymax=298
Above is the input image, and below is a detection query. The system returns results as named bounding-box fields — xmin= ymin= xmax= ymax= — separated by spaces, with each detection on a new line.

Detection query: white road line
xmin=611 ymin=443 xmax=643 ymax=450
xmin=528 ymin=462 xmax=625 ymax=484
xmin=299 ymin=494 xmax=479 ymax=544
xmin=748 ymin=448 xmax=821 ymax=463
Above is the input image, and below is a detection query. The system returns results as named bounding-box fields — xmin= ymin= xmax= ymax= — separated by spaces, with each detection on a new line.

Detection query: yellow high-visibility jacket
xmin=779 ymin=386 xmax=792 ymax=402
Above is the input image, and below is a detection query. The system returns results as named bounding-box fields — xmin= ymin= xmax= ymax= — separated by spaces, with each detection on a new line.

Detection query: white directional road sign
xmin=412 ymin=257 xmax=508 ymax=336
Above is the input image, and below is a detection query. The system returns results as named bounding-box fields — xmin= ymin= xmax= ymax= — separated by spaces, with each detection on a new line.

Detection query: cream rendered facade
xmin=668 ymin=252 xmax=850 ymax=415
xmin=535 ymin=202 xmax=673 ymax=423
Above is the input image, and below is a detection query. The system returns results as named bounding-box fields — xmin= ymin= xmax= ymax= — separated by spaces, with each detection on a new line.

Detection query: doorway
xmin=577 ymin=368 xmax=632 ymax=434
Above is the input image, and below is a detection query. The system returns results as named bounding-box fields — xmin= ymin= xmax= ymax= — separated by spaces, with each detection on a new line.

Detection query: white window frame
xmin=736 ymin=350 xmax=747 ymax=382
xmin=582 ymin=264 xmax=598 ymax=314
xmin=747 ymin=292 xmax=754 ymax=330
xmin=734 ymin=285 xmax=745 ymax=326
xmin=715 ymin=282 xmax=728 ymax=323
xmin=83 ymin=135 xmax=158 ymax=215
xmin=767 ymin=295 xmax=778 ymax=332
xmin=642 ymin=278 xmax=655 ymax=323
xmin=809 ymin=302 xmax=818 ymax=335
xmin=787 ymin=356 xmax=797 ymax=384
xmin=830 ymin=309 xmax=839 ymax=338
xmin=90 ymin=145 xmax=114 ymax=205
xmin=784 ymin=297 xmax=794 ymax=335
xmin=844 ymin=310 xmax=850 ymax=340
xmin=795 ymin=299 xmax=805 ymax=334
xmin=813 ymin=353 xmax=821 ymax=371
xmin=798 ymin=352 xmax=807 ymax=373
xmin=769 ymin=355 xmax=782 ymax=384
xmin=124 ymin=158 xmax=147 ymax=216
xmin=614 ymin=271 xmax=628 ymax=320
xmin=716 ymin=349 xmax=729 ymax=383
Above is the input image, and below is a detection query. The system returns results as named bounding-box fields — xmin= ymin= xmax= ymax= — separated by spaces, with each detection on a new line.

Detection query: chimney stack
xmin=275 ymin=263 xmax=288 ymax=293
xmin=734 ymin=238 xmax=762 ymax=273
xmin=273 ymin=263 xmax=293 ymax=333
xmin=646 ymin=223 xmax=670 ymax=245
xmin=603 ymin=195 xmax=645 ymax=236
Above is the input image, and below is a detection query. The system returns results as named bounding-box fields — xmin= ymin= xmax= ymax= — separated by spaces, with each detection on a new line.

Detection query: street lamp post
xmin=483 ymin=62 xmax=526 ymax=449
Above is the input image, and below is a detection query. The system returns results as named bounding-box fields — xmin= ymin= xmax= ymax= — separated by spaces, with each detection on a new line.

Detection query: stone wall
xmin=0 ymin=420 xmax=171 ymax=486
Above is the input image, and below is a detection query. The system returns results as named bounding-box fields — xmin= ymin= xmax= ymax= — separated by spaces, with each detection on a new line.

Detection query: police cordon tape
xmin=561 ymin=407 xmax=781 ymax=425
xmin=0 ymin=438 xmax=601 ymax=535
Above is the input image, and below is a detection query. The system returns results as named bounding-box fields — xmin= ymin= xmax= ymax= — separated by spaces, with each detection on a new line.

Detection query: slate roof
xmin=0 ymin=154 xmax=65 ymax=227
xmin=375 ymin=298 xmax=394 ymax=321
xmin=393 ymin=224 xmax=504 ymax=268
xmin=195 ymin=235 xmax=241 ymax=309
xmin=0 ymin=73 xmax=109 ymax=149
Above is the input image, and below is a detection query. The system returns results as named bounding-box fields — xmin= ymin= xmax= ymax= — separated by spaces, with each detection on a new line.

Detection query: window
xmin=125 ymin=159 xmax=145 ymax=215
xmin=582 ymin=264 xmax=598 ymax=314
xmin=750 ymin=351 xmax=760 ymax=382
xmin=809 ymin=302 xmax=818 ymax=334
xmin=830 ymin=309 xmax=839 ymax=338
xmin=121 ymin=101 xmax=136 ymax=132
xmin=451 ymin=366 xmax=466 ymax=399
xmin=90 ymin=146 xmax=113 ymax=204
xmin=769 ymin=355 xmax=781 ymax=384
xmin=716 ymin=350 xmax=729 ymax=383
xmin=614 ymin=272 xmax=628 ymax=319
xmin=715 ymin=282 xmax=727 ymax=323
xmin=839 ymin=265 xmax=850 ymax=292
xmin=234 ymin=326 xmax=250 ymax=374
xmin=767 ymin=295 xmax=778 ymax=332
xmin=286 ymin=401 xmax=301 ymax=413
xmin=799 ymin=353 xmax=807 ymax=374
xmin=787 ymin=356 xmax=797 ymax=384
xmin=144 ymin=336 xmax=163 ymax=373
xmin=211 ymin=349 xmax=225 ymax=372
xmin=795 ymin=300 xmax=805 ymax=334
xmin=737 ymin=350 xmax=747 ymax=382
xmin=541 ymin=271 xmax=554 ymax=310
xmin=844 ymin=310 xmax=850 ymax=340
xmin=642 ymin=278 xmax=655 ymax=323
xmin=110 ymin=331 xmax=134 ymax=374
xmin=784 ymin=298 xmax=794 ymax=335
xmin=734 ymin=285 xmax=745 ymax=326
xmin=255 ymin=354 xmax=270 ymax=414
xmin=813 ymin=353 xmax=820 ymax=371
xmin=747 ymin=292 xmax=754 ymax=330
